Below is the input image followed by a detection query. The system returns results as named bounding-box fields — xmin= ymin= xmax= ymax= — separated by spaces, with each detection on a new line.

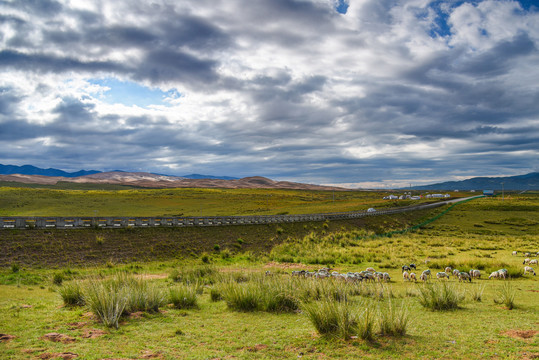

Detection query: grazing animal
xmin=512 ymin=251 xmax=517 ymax=256
xmin=363 ymin=272 xmax=375 ymax=282
xmin=265 ymin=270 xmax=272 ymax=276
xmin=409 ymin=272 xmax=417 ymax=282
xmin=470 ymin=269 xmax=481 ymax=279
xmin=453 ymin=269 xmax=460 ymax=277
xmin=420 ymin=272 xmax=428 ymax=282
xmin=529 ymin=259 xmax=538 ymax=265
xmin=403 ymin=271 xmax=410 ymax=281
xmin=497 ymin=269 xmax=508 ymax=279
xmin=409 ymin=263 xmax=417 ymax=270
xmin=445 ymin=266 xmax=452 ymax=274
xmin=524 ymin=266 xmax=536 ymax=276
xmin=421 ymin=269 xmax=431 ymax=278
xmin=523 ymin=258 xmax=530 ymax=264
xmin=402 ymin=265 xmax=411 ymax=273
xmin=366 ymin=267 xmax=375 ymax=273
xmin=488 ymin=271 xmax=499 ymax=279
xmin=382 ymin=272 xmax=391 ymax=282
xmin=458 ymin=272 xmax=472 ymax=282
xmin=436 ymin=272 xmax=449 ymax=279
xmin=524 ymin=252 xmax=531 ymax=257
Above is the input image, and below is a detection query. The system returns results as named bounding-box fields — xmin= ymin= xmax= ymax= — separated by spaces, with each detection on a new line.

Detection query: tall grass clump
xmin=84 ymin=279 xmax=127 ymax=329
xmin=219 ymin=275 xmax=300 ymax=313
xmin=417 ymin=282 xmax=464 ymax=311
xmin=469 ymin=284 xmax=485 ymax=302
xmin=169 ymin=265 xmax=218 ymax=284
xmin=123 ymin=277 xmax=166 ymax=313
xmin=494 ymin=281 xmax=516 ymax=309
xmin=302 ymin=299 xmax=359 ymax=339
xmin=298 ymin=278 xmax=348 ymax=302
xmin=221 ymin=281 xmax=262 ymax=312
xmin=356 ymin=303 xmax=376 ymax=341
xmin=378 ymin=298 xmax=409 ymax=336
xmin=169 ymin=284 xmax=199 ymax=309
xmin=58 ymin=281 xmax=85 ymax=307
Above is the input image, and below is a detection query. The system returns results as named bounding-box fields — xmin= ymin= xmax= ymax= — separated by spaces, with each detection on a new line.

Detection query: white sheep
xmin=445 ymin=266 xmax=452 ymax=274
xmin=529 ymin=259 xmax=538 ymax=265
xmin=469 ymin=269 xmax=481 ymax=279
xmin=422 ymin=269 xmax=431 ymax=278
xmin=419 ymin=272 xmax=428 ymax=282
xmin=452 ymin=269 xmax=460 ymax=277
xmin=488 ymin=271 xmax=499 ymax=279
xmin=512 ymin=251 xmax=517 ymax=256
xmin=524 ymin=266 xmax=536 ymax=276
xmin=524 ymin=252 xmax=531 ymax=257
xmin=436 ymin=272 xmax=449 ymax=279
xmin=458 ymin=272 xmax=472 ymax=282
xmin=403 ymin=271 xmax=410 ymax=281
xmin=382 ymin=272 xmax=391 ymax=282
xmin=523 ymin=258 xmax=530 ymax=264
xmin=409 ymin=272 xmax=417 ymax=282
xmin=497 ymin=269 xmax=508 ymax=279
xmin=366 ymin=267 xmax=375 ymax=273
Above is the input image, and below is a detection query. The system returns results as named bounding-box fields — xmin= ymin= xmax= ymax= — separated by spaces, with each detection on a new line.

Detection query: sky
xmin=0 ymin=0 xmax=538 ymax=188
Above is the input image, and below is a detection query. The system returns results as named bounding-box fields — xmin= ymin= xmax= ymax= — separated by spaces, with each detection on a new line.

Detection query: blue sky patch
xmin=335 ymin=0 xmax=349 ymax=14
xmin=89 ymin=78 xmax=180 ymax=107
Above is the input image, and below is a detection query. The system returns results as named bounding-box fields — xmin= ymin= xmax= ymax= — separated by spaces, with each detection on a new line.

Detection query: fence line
xmin=0 ymin=201 xmax=451 ymax=229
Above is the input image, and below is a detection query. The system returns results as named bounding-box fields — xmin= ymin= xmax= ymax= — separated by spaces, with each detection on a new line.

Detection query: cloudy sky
xmin=1 ymin=0 xmax=538 ymax=188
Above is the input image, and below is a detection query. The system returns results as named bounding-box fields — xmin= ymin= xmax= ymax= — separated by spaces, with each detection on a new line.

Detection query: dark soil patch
xmin=81 ymin=329 xmax=107 ymax=339
xmin=38 ymin=352 xmax=78 ymax=359
xmin=0 ymin=333 xmax=15 ymax=342
xmin=501 ymin=329 xmax=538 ymax=339
xmin=41 ymin=333 xmax=76 ymax=343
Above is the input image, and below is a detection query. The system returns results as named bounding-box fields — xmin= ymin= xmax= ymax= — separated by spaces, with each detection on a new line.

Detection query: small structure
xmin=483 ymin=190 xmax=494 ymax=196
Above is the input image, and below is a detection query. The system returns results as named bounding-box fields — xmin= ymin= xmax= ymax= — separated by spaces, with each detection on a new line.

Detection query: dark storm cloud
xmin=0 ymin=50 xmax=125 ymax=74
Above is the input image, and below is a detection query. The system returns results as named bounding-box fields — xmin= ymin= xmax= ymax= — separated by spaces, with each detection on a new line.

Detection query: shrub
xmin=222 ymin=281 xmax=262 ymax=312
xmin=96 ymin=235 xmax=104 ymax=245
xmin=356 ymin=304 xmax=375 ymax=341
xmin=58 ymin=281 xmax=85 ymax=307
xmin=494 ymin=281 xmax=515 ymax=309
xmin=302 ymin=299 xmax=359 ymax=339
xmin=378 ymin=298 xmax=409 ymax=336
xmin=52 ymin=273 xmax=64 ymax=286
xmin=469 ymin=284 xmax=485 ymax=302
xmin=210 ymin=287 xmax=222 ymax=302
xmin=417 ymin=282 xmax=464 ymax=311
xmin=214 ymin=244 xmax=221 ymax=251
xmin=11 ymin=264 xmax=19 ymax=273
xmin=169 ymin=284 xmax=199 ymax=309
xmin=123 ymin=278 xmax=166 ymax=313
xmin=84 ymin=279 xmax=127 ymax=329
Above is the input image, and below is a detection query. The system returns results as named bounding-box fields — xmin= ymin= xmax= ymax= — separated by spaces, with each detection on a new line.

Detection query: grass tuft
xmin=169 ymin=284 xmax=199 ymax=309
xmin=58 ymin=281 xmax=85 ymax=307
xmin=494 ymin=281 xmax=516 ymax=309
xmin=417 ymin=282 xmax=464 ymax=311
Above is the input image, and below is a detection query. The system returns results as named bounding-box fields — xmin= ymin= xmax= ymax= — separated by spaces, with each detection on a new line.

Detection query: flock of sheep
xmin=287 ymin=251 xmax=537 ymax=283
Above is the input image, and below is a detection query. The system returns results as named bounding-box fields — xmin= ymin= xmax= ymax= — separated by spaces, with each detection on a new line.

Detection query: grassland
xmin=0 ymin=186 xmax=469 ymax=217
xmin=0 ymin=193 xmax=537 ymax=359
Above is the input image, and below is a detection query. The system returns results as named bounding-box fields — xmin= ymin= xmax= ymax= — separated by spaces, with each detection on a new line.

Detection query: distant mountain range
xmin=0 ymin=164 xmax=238 ymax=181
xmin=407 ymin=172 xmax=539 ymax=191
xmin=0 ymin=164 xmax=340 ymax=191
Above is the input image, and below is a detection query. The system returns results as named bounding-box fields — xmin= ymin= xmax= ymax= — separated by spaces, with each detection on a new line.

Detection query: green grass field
xmin=0 ymin=193 xmax=537 ymax=359
xmin=0 ymin=186 xmax=469 ymax=217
